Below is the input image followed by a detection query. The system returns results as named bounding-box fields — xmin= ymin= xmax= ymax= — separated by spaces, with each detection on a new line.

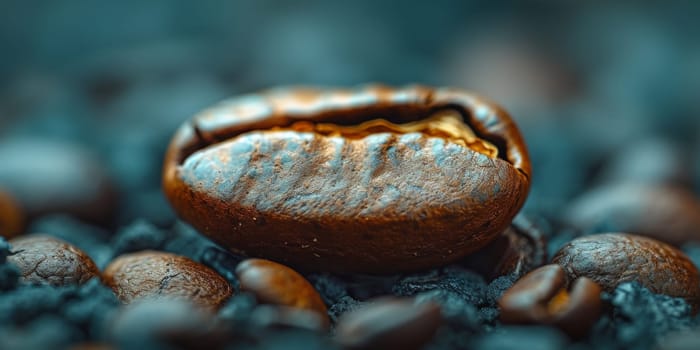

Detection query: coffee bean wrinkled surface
xmin=102 ymin=250 xmax=233 ymax=308
xmin=8 ymin=235 xmax=100 ymax=286
xmin=163 ymin=85 xmax=531 ymax=273
xmin=552 ymin=233 xmax=700 ymax=309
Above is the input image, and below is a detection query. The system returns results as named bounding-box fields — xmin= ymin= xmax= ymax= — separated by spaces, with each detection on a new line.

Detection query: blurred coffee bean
xmin=103 ymin=251 xmax=232 ymax=309
xmin=236 ymin=258 xmax=329 ymax=327
xmin=108 ymin=298 xmax=225 ymax=350
xmin=462 ymin=215 xmax=547 ymax=280
xmin=335 ymin=298 xmax=442 ymax=350
xmin=8 ymin=235 xmax=99 ymax=286
xmin=0 ymin=189 xmax=25 ymax=238
xmin=596 ymin=138 xmax=690 ymax=187
xmin=443 ymin=34 xmax=580 ymax=121
xmin=249 ymin=305 xmax=328 ymax=332
xmin=565 ymin=184 xmax=700 ymax=246
xmin=499 ymin=264 xmax=602 ymax=338
xmin=0 ymin=138 xmax=116 ymax=226
xmin=552 ymin=233 xmax=700 ymax=309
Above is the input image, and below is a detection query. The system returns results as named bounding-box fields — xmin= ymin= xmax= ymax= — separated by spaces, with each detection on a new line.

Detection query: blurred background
xmin=1 ymin=0 xmax=699 ymax=228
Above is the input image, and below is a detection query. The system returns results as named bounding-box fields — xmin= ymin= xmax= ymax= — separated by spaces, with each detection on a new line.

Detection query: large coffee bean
xmin=8 ymin=235 xmax=100 ymax=286
xmin=552 ymin=233 xmax=700 ymax=309
xmin=103 ymin=251 xmax=233 ymax=308
xmin=163 ymin=85 xmax=531 ymax=273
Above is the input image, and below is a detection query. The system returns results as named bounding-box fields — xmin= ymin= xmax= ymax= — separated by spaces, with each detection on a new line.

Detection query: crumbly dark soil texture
xmin=2 ymin=217 xmax=700 ymax=349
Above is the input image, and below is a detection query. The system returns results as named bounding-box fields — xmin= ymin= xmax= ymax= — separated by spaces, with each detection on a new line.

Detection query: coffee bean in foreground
xmin=236 ymin=258 xmax=329 ymax=327
xmin=103 ymin=251 xmax=233 ymax=308
xmin=8 ymin=235 xmax=100 ymax=286
xmin=335 ymin=297 xmax=442 ymax=350
xmin=163 ymin=85 xmax=531 ymax=273
xmin=499 ymin=264 xmax=602 ymax=338
xmin=552 ymin=233 xmax=700 ymax=310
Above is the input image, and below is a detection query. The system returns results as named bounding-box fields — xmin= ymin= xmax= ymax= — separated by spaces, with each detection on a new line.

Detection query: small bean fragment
xmin=499 ymin=264 xmax=602 ymax=338
xmin=235 ymin=258 xmax=329 ymax=327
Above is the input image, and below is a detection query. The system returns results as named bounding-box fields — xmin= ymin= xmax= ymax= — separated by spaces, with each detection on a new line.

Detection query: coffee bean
xmin=236 ymin=258 xmax=328 ymax=327
xmin=103 ymin=251 xmax=232 ymax=308
xmin=0 ymin=138 xmax=116 ymax=226
xmin=596 ymin=138 xmax=690 ymax=187
xmin=0 ymin=189 xmax=25 ymax=239
xmin=499 ymin=264 xmax=602 ymax=338
xmin=552 ymin=233 xmax=700 ymax=309
xmin=462 ymin=215 xmax=547 ymax=280
xmin=335 ymin=297 xmax=442 ymax=350
xmin=163 ymin=85 xmax=531 ymax=273
xmin=565 ymin=184 xmax=700 ymax=246
xmin=8 ymin=235 xmax=99 ymax=286
xmin=108 ymin=298 xmax=223 ymax=350
xmin=249 ymin=305 xmax=329 ymax=332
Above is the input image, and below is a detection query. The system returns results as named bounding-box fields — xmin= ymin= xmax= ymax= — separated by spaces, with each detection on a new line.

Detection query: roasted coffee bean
xmin=0 ymin=138 xmax=116 ymax=226
xmin=596 ymin=138 xmax=691 ymax=187
xmin=108 ymin=298 xmax=224 ymax=350
xmin=8 ymin=235 xmax=100 ymax=286
xmin=163 ymin=85 xmax=531 ymax=273
xmin=103 ymin=251 xmax=233 ymax=308
xmin=236 ymin=258 xmax=329 ymax=327
xmin=552 ymin=233 xmax=700 ymax=309
xmin=565 ymin=184 xmax=700 ymax=246
xmin=462 ymin=215 xmax=547 ymax=280
xmin=0 ymin=189 xmax=25 ymax=239
xmin=498 ymin=264 xmax=602 ymax=338
xmin=335 ymin=297 xmax=442 ymax=350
